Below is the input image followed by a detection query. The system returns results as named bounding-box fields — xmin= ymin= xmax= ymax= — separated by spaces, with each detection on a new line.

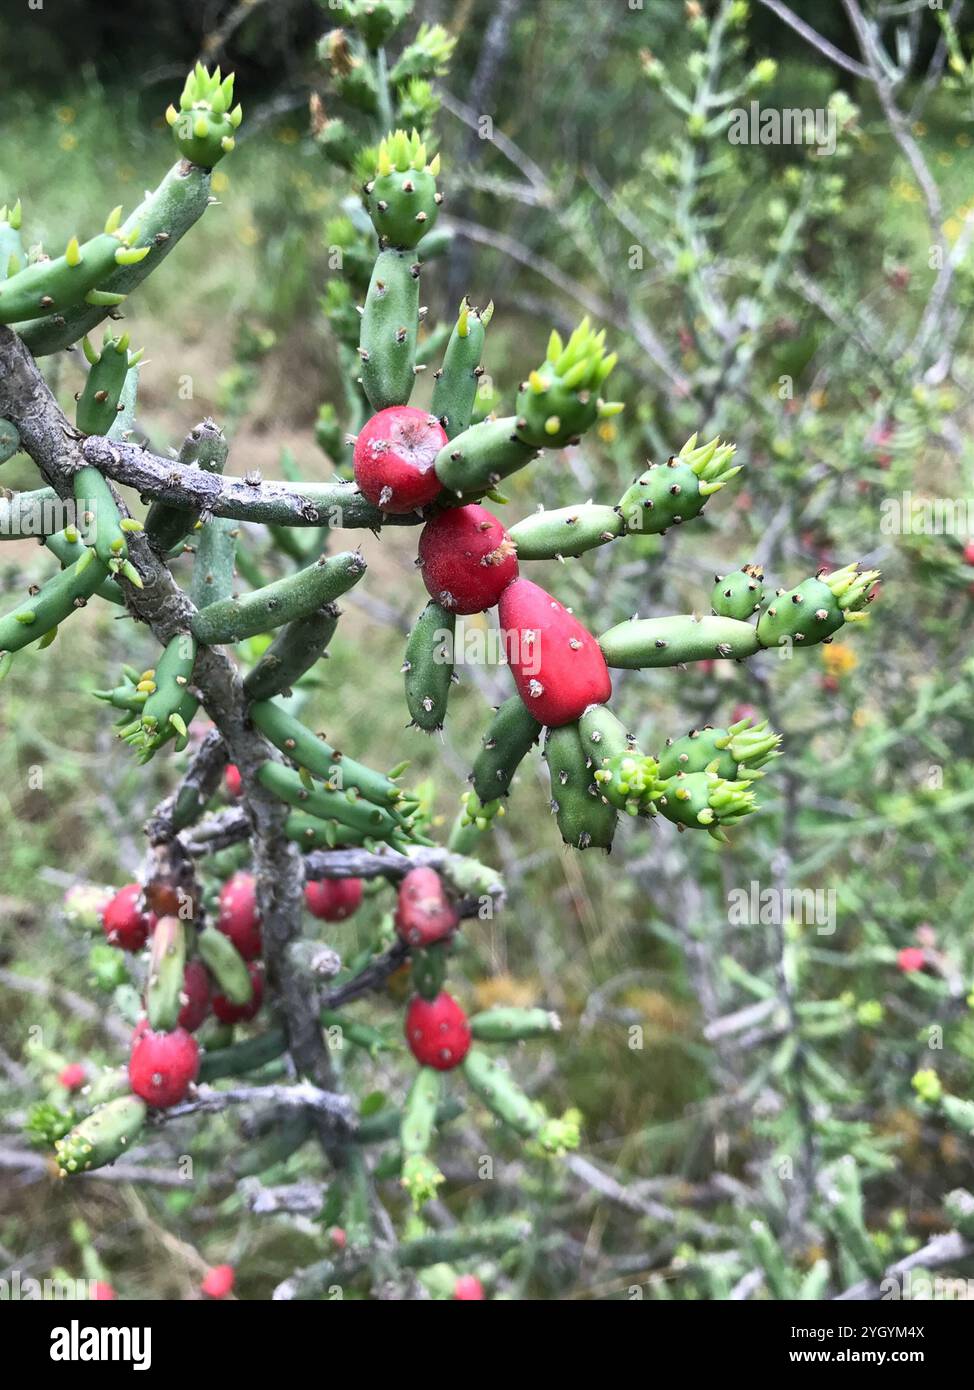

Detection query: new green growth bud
xmin=618 ymin=433 xmax=740 ymax=534
xmin=514 ymin=319 xmax=619 ymax=450
xmin=365 ymin=130 xmax=441 ymax=250
xmin=167 ymin=63 xmax=242 ymax=168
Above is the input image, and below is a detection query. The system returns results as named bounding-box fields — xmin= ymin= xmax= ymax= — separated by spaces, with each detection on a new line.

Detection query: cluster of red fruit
xmin=354 ymin=406 xmax=611 ymax=728
xmin=393 ymin=865 xmax=472 ymax=1071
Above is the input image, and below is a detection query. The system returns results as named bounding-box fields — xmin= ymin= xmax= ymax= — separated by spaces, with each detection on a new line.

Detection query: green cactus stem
xmin=107 ymin=360 xmax=139 ymax=442
xmin=0 ymin=210 xmax=149 ymax=326
xmin=400 ymin=1066 xmax=445 ymax=1209
xmin=54 ymin=1095 xmax=147 ymax=1176
xmin=469 ymin=1008 xmax=562 ymax=1043
xmin=657 ymin=717 xmax=782 ymax=781
xmin=514 ymin=320 xmax=620 ymax=450
xmin=389 ymin=21 xmax=457 ymax=84
xmin=191 ymin=551 xmax=367 ymax=646
xmin=129 ymin=633 xmax=198 ymax=757
xmin=18 ymin=163 xmax=215 ymax=357
xmin=249 ymin=699 xmax=409 ymax=815
xmin=166 ymin=63 xmax=242 ymax=168
xmin=462 ymin=1047 xmax=545 ymax=1138
xmin=242 ymin=603 xmax=340 ymax=702
xmin=598 ymin=613 xmax=762 ymax=668
xmin=0 ymin=417 xmax=20 ymax=463
xmin=543 ymin=721 xmax=617 ymax=852
xmin=403 ymin=600 xmax=455 ymax=732
xmin=118 ymin=686 xmax=198 ymax=763
xmin=755 ymin=563 xmax=880 ymax=649
xmin=146 ymin=916 xmax=187 ymax=1031
xmin=0 ymin=200 xmax=24 ymax=281
xmin=431 ymin=298 xmax=492 ymax=439
xmin=76 ymin=332 xmax=144 ymax=437
xmin=0 ymin=549 xmax=110 ymax=655
xmin=197 ymin=927 xmax=254 ymax=1006
xmin=197 ymin=1028 xmax=287 ymax=1083
xmin=145 ymin=419 xmax=229 ymax=555
xmin=72 ymin=465 xmax=142 ymax=583
xmin=578 ymin=703 xmax=661 ymax=817
xmin=45 ymin=525 xmax=125 ymax=604
xmin=285 ymin=811 xmax=376 ymax=851
xmin=365 ymin=129 xmax=441 ymax=250
xmin=190 ymin=516 xmax=238 ymax=610
xmin=509 ymin=502 xmax=625 ymax=561
xmin=656 ymin=765 xmax=758 ymax=841
xmin=257 ymin=761 xmax=405 ymax=843
xmin=358 ymin=246 xmax=421 ymax=410
xmin=434 ymin=415 xmax=537 ymax=498
xmin=617 ymin=434 xmax=741 ymax=535
xmin=711 ymin=564 xmax=765 ymax=620
xmin=470 ymin=694 xmax=543 ymax=805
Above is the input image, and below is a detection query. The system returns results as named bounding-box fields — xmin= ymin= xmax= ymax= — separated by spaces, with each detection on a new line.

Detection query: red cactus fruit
xmin=92 ymin=1282 xmax=117 ymax=1301
xmin=225 ymin=763 xmax=243 ymax=797
xmin=329 ymin=1227 xmax=347 ymax=1251
xmin=178 ymin=959 xmax=211 ymax=1032
xmin=304 ymin=877 xmax=364 ymax=922
xmin=217 ymin=872 xmax=262 ymax=961
xmin=897 ymin=947 xmax=925 ymax=973
xmin=404 ymin=991 xmax=472 ymax=1071
xmin=454 ymin=1274 xmax=485 ymax=1300
xmin=498 ymin=578 xmax=611 ymax=727
xmin=58 ymin=1062 xmax=87 ymax=1091
xmin=730 ymin=703 xmax=759 ymax=726
xmin=353 ymin=407 xmax=447 ymax=514
xmin=201 ymin=1264 xmax=235 ymax=1299
xmin=418 ymin=504 xmax=518 ymax=614
xmin=129 ymin=1027 xmax=199 ymax=1108
xmin=102 ymin=883 xmax=152 ymax=953
xmin=963 ymin=541 xmax=974 ymax=566
xmin=394 ymin=866 xmax=459 ymax=948
xmin=212 ymin=963 xmax=264 ymax=1024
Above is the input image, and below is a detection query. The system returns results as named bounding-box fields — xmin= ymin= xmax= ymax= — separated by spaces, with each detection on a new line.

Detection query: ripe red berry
xmin=897 ymin=947 xmax=925 ymax=973
xmin=129 ymin=1027 xmax=199 ymax=1108
xmin=353 ymin=407 xmax=447 ymax=514
xmin=394 ymin=867 xmax=459 ymax=948
xmin=730 ymin=704 xmax=759 ymax=726
xmin=225 ymin=763 xmax=243 ymax=797
xmin=821 ymin=674 xmax=840 ymax=694
xmin=201 ymin=1264 xmax=235 ymax=1299
xmin=963 ymin=541 xmax=974 ymax=566
xmin=304 ymin=877 xmax=364 ymax=922
xmin=58 ymin=1062 xmax=87 ymax=1091
xmin=498 ymin=578 xmax=611 ymax=728
xmin=418 ymin=504 xmax=519 ymax=614
xmin=217 ymin=872 xmax=262 ymax=961
xmin=454 ymin=1274 xmax=485 ymax=1300
xmin=102 ymin=883 xmax=152 ymax=952
xmin=212 ymin=963 xmax=264 ymax=1024
xmin=404 ymin=992 xmax=471 ymax=1070
xmin=329 ymin=1226 xmax=347 ymax=1251
xmin=92 ymin=1282 xmax=116 ymax=1301
xmin=178 ymin=959 xmax=211 ymax=1033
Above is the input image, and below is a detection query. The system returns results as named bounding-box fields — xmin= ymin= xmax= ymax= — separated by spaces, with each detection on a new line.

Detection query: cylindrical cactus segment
xmin=403 ymin=601 xmax=455 ymax=732
xmin=197 ymin=928 xmax=254 ymax=1006
xmin=513 ymin=320 xmax=620 ymax=450
xmin=72 ymin=466 xmax=141 ymax=582
xmin=54 ymin=1095 xmax=147 ymax=1176
xmin=147 ymin=916 xmax=187 ymax=1031
xmin=145 ymin=418 xmax=229 ymax=554
xmin=434 ymin=416 xmax=537 ymax=498
xmin=0 ymin=417 xmax=20 ymax=463
xmin=509 ymin=502 xmax=624 ymax=560
xmin=543 ymin=721 xmax=618 ymax=851
xmin=365 ymin=129 xmax=441 ymax=250
xmin=0 ymin=549 xmax=110 ymax=655
xmin=656 ymin=766 xmax=758 ymax=841
xmin=76 ymin=332 xmax=143 ymax=437
xmin=400 ymin=1066 xmax=445 ymax=1209
xmin=257 ymin=761 xmax=404 ymax=842
xmin=242 ymin=603 xmax=340 ymax=703
xmin=578 ymin=703 xmax=661 ymax=817
xmin=470 ymin=694 xmax=543 ymax=804
xmin=190 ymin=517 xmax=238 ymax=610
xmin=711 ymin=564 xmax=765 ymax=620
xmin=462 ymin=1048 xmax=544 ymax=1139
xmin=191 ymin=551 xmax=367 ymax=646
xmin=166 ymin=63 xmax=242 ymax=168
xmin=0 ymin=216 xmax=148 ymax=325
xmin=618 ymin=434 xmax=740 ymax=535
xmin=657 ymin=717 xmax=782 ymax=781
xmin=249 ymin=699 xmax=408 ymax=814
xmin=598 ymin=614 xmax=762 ymax=668
xmin=469 ymin=1008 xmax=562 ymax=1042
xmin=756 ymin=563 xmax=880 ymax=649
xmin=359 ymin=247 xmax=421 ymax=410
xmin=285 ymin=811 xmax=374 ymax=850
xmin=131 ymin=633 xmax=197 ymax=757
xmin=431 ymin=298 xmax=492 ymax=439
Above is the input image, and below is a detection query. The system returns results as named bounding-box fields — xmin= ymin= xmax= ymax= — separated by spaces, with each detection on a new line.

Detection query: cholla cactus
xmin=0 ymin=33 xmax=882 ymax=1302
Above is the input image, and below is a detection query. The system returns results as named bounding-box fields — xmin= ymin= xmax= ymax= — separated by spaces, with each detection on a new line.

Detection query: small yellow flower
xmin=809 ymin=388 xmax=827 ymax=411
xmin=211 ymin=170 xmax=230 ymax=194
xmin=58 ymin=133 xmax=78 ymax=152
xmin=238 ymin=222 xmax=259 ymax=247
xmin=957 ymin=132 xmax=971 ymax=148
xmin=937 ymin=151 xmax=954 ymax=167
xmin=943 ymin=216 xmax=962 ymax=244
xmin=913 ymin=121 xmax=927 ymax=138
xmin=598 ymin=422 xmax=617 ymax=443
xmin=473 ymin=974 xmax=538 ymax=1010
xmin=56 ymin=106 xmax=76 ymax=124
xmin=822 ymin=641 xmax=857 ymax=677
